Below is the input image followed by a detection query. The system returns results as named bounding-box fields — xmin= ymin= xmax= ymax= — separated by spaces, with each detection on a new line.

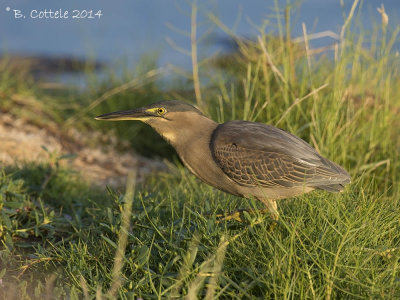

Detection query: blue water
xmin=0 ymin=0 xmax=399 ymax=69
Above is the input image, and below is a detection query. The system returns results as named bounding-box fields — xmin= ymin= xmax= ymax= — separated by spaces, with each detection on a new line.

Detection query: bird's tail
xmin=315 ymin=183 xmax=347 ymax=193
xmin=313 ymin=157 xmax=351 ymax=192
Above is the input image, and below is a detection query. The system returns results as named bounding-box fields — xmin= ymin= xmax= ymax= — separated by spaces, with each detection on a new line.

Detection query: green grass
xmin=1 ymin=163 xmax=399 ymax=298
xmin=1 ymin=2 xmax=400 ymax=299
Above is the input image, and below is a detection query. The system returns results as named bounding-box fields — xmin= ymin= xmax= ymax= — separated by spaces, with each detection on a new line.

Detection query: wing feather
xmin=211 ymin=121 xmax=350 ymax=189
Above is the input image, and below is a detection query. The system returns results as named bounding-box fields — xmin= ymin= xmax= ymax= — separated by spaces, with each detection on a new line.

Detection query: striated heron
xmin=95 ymin=100 xmax=351 ymax=222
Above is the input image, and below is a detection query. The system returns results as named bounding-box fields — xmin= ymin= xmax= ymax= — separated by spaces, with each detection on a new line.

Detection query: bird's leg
xmin=263 ymin=200 xmax=279 ymax=231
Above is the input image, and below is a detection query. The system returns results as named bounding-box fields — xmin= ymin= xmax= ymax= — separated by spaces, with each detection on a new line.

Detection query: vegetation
xmin=1 ymin=1 xmax=400 ymax=298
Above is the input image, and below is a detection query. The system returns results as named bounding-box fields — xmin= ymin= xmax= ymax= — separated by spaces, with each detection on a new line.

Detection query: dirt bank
xmin=0 ymin=112 xmax=166 ymax=187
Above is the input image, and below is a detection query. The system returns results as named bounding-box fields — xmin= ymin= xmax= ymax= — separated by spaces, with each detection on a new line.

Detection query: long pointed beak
xmin=95 ymin=108 xmax=150 ymax=121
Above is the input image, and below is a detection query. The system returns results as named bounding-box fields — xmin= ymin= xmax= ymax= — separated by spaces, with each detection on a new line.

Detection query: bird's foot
xmin=267 ymin=220 xmax=278 ymax=232
xmin=215 ymin=209 xmax=246 ymax=223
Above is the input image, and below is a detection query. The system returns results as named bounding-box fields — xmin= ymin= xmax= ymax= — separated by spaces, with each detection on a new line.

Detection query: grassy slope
xmin=1 ymin=4 xmax=400 ymax=299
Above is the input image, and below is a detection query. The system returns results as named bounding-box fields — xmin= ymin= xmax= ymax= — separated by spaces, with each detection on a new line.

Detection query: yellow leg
xmin=263 ymin=199 xmax=279 ymax=231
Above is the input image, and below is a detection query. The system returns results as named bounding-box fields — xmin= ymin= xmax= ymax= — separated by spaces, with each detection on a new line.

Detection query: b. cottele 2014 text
xmin=12 ymin=9 xmax=103 ymax=19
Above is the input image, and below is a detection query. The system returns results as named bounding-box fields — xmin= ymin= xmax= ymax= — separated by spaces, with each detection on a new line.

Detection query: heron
xmin=95 ymin=100 xmax=350 ymax=223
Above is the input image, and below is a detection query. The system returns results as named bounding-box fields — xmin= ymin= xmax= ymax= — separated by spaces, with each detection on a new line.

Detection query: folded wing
xmin=210 ymin=121 xmax=350 ymax=191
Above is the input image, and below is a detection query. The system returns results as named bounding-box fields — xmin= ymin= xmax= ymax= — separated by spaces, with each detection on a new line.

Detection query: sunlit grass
xmin=1 ymin=1 xmax=400 ymax=298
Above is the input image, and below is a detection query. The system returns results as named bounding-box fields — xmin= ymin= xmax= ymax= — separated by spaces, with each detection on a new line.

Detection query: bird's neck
xmin=149 ymin=113 xmax=236 ymax=194
xmin=169 ymin=115 xmax=220 ymax=183
xmin=152 ymin=113 xmax=218 ymax=151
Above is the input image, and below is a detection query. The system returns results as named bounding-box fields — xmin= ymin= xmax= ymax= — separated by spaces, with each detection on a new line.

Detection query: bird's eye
xmin=157 ymin=108 xmax=166 ymax=115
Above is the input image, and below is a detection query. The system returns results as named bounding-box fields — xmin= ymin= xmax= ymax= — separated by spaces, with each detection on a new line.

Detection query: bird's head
xmin=95 ymin=100 xmax=208 ymax=144
xmin=95 ymin=100 xmax=203 ymax=123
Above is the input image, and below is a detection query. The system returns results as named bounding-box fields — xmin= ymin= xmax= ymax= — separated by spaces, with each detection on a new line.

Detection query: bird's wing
xmin=211 ymin=121 xmax=350 ymax=189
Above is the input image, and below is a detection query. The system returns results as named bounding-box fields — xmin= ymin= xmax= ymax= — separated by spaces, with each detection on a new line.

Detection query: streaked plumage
xmin=211 ymin=121 xmax=350 ymax=191
xmin=96 ymin=100 xmax=351 ymax=220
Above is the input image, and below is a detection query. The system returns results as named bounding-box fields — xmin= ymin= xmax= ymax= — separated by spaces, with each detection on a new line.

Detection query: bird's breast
xmin=176 ymin=134 xmax=242 ymax=197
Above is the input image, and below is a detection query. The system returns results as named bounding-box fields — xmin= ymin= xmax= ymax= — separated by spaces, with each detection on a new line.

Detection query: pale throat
xmin=161 ymin=130 xmax=178 ymax=144
xmin=147 ymin=112 xmax=218 ymax=151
